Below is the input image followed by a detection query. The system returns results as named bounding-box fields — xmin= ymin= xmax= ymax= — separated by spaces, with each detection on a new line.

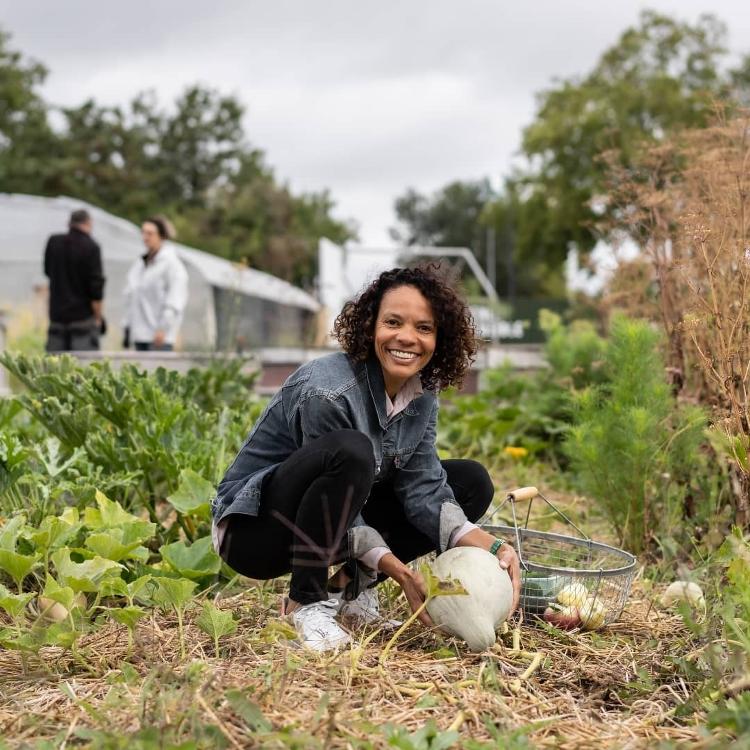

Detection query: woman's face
xmin=141 ymin=222 xmax=162 ymax=252
xmin=374 ymin=284 xmax=437 ymax=397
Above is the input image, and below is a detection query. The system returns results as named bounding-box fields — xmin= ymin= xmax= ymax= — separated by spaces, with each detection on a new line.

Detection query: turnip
xmin=661 ymin=581 xmax=705 ymax=610
xmin=556 ymin=583 xmax=589 ymax=609
xmin=543 ymin=603 xmax=581 ymax=630
xmin=579 ymin=597 xmax=606 ymax=630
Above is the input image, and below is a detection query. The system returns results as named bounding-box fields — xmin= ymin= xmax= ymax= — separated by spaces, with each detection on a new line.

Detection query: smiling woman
xmin=211 ymin=265 xmax=521 ymax=652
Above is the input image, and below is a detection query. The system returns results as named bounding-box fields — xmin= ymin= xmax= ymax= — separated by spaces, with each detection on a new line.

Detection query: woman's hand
xmin=378 ymin=552 xmax=434 ymax=627
xmin=454 ymin=528 xmax=522 ymax=613
xmin=398 ymin=569 xmax=435 ymax=627
xmin=496 ymin=543 xmax=521 ymax=613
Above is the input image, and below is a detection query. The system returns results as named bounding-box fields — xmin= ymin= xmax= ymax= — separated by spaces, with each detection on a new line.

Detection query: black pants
xmin=46 ymin=317 xmax=100 ymax=352
xmin=135 ymin=342 xmax=173 ymax=351
xmin=220 ymin=429 xmax=494 ymax=605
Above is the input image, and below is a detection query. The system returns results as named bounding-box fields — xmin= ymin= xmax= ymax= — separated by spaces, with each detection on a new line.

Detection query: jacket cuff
xmin=359 ymin=545 xmax=390 ymax=572
xmin=348 ymin=524 xmax=388 ymax=558
xmin=439 ymin=501 xmax=469 ymax=552
xmin=448 ymin=521 xmax=479 ymax=547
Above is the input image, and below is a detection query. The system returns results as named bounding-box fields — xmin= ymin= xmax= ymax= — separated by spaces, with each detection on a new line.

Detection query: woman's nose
xmin=396 ymin=326 xmax=417 ymax=343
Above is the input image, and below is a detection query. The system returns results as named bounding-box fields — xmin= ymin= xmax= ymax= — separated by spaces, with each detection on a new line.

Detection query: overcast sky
xmin=2 ymin=1 xmax=749 ymax=245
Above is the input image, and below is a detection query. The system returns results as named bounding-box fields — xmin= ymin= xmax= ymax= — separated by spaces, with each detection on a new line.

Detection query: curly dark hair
xmin=333 ymin=265 xmax=478 ymax=391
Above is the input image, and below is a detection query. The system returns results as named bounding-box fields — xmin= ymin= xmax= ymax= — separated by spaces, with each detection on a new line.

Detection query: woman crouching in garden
xmin=211 ymin=265 xmax=521 ymax=651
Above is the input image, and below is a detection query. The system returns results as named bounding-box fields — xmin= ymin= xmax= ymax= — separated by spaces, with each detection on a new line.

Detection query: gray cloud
xmin=2 ymin=0 xmax=749 ymax=243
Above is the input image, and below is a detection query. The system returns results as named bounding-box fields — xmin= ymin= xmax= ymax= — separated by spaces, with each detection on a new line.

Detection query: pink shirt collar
xmin=385 ymin=375 xmax=423 ymax=420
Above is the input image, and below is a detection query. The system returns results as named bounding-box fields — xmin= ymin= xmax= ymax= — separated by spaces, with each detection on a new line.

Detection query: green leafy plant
xmin=565 ymin=315 xmax=707 ymax=554
xmin=196 ymin=601 xmax=237 ymax=656
xmin=151 ymin=577 xmax=198 ymax=659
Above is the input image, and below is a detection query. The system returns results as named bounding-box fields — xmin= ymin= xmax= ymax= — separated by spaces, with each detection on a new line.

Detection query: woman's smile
xmin=374 ymin=285 xmax=437 ymax=398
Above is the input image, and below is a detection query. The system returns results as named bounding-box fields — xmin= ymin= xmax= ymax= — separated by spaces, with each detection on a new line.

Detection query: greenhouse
xmin=0 ymin=193 xmax=321 ymax=350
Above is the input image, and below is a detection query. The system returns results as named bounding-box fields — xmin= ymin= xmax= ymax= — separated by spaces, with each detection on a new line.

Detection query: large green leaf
xmin=0 ymin=515 xmax=25 ymax=551
xmin=30 ymin=509 xmax=81 ymax=553
xmin=84 ymin=523 xmax=152 ymax=562
xmin=160 ymin=536 xmax=221 ymax=580
xmin=0 ymin=582 xmax=34 ymax=618
xmin=196 ymin=601 xmax=237 ymax=641
xmin=0 ymin=549 xmax=40 ymax=588
xmin=51 ymin=549 xmax=123 ymax=593
xmin=109 ymin=605 xmax=147 ymax=630
xmin=97 ymin=577 xmax=129 ymax=598
xmin=84 ymin=490 xmax=153 ymax=534
xmin=168 ymin=469 xmax=214 ymax=519
xmin=151 ymin=577 xmax=197 ymax=611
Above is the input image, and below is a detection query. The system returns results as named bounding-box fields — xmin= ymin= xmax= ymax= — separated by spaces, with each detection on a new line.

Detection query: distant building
xmin=0 ymin=194 xmax=320 ymax=350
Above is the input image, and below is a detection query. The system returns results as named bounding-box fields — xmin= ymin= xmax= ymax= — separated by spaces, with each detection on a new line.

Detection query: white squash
xmin=35 ymin=593 xmax=87 ymax=623
xmin=426 ymin=547 xmax=513 ymax=652
xmin=662 ymin=581 xmax=705 ymax=610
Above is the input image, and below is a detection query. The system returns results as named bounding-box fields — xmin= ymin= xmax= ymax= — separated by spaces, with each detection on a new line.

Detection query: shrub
xmin=565 ymin=316 xmax=707 ymax=554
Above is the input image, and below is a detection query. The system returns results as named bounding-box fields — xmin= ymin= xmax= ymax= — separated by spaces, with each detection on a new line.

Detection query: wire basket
xmin=481 ymin=486 xmax=637 ymax=627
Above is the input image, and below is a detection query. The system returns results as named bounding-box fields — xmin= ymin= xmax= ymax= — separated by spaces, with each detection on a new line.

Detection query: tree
xmin=390 ymin=179 xmax=494 ymax=249
xmin=0 ymin=26 xmax=355 ymax=288
xmin=518 ymin=10 xmax=743 ymax=268
xmin=0 ymin=29 xmax=58 ymax=191
xmin=155 ymin=85 xmax=245 ymax=205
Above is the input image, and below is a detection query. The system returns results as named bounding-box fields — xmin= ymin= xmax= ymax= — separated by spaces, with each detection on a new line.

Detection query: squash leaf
xmin=168 ymin=469 xmax=214 ymax=519
xmin=30 ymin=509 xmax=81 ymax=553
xmin=109 ymin=605 xmax=148 ymax=630
xmin=0 ymin=582 xmax=34 ymax=618
xmin=51 ymin=549 xmax=123 ymax=593
xmin=196 ymin=601 xmax=237 ymax=641
xmin=151 ymin=577 xmax=197 ymax=611
xmin=160 ymin=536 xmax=221 ymax=580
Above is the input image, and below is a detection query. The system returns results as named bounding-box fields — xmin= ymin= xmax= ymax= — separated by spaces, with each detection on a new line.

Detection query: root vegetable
xmin=556 ymin=583 xmax=589 ymax=609
xmin=543 ymin=604 xmax=581 ymax=630
xmin=662 ymin=581 xmax=705 ymax=610
xmin=579 ymin=597 xmax=606 ymax=630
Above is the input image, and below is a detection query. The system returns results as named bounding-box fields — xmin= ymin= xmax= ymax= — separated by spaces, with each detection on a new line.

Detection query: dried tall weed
xmin=604 ymin=109 xmax=750 ymax=528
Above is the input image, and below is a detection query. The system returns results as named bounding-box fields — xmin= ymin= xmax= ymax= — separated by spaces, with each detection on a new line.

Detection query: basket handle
xmin=507 ymin=486 xmax=538 ymax=502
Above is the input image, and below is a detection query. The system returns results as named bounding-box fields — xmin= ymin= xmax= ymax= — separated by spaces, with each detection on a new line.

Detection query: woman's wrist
xmin=378 ymin=552 xmax=413 ymax=584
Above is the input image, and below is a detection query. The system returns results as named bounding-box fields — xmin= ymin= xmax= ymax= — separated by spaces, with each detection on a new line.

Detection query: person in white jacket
xmin=122 ymin=216 xmax=188 ymax=351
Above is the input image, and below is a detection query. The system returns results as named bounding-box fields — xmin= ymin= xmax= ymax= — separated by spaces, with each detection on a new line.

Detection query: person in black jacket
xmin=44 ymin=209 xmax=106 ymax=352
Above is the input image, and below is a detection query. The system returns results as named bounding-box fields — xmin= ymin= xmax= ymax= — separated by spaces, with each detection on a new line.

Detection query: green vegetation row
xmin=0 ymin=318 xmax=749 ymax=742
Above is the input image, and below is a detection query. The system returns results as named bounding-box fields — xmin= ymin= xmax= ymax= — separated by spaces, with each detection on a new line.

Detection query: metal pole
xmin=486 ymin=226 xmax=496 ymax=292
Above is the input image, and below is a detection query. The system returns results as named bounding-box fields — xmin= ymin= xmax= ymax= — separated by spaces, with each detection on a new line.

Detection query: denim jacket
xmin=212 ymin=352 xmax=469 ymax=566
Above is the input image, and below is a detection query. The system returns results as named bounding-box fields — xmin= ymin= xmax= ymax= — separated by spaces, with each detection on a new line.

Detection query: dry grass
xmin=0 ymin=575 xmax=720 ymax=750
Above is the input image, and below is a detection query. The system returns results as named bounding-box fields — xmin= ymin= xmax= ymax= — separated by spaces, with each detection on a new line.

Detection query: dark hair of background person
xmin=69 ymin=209 xmax=91 ymax=226
xmin=144 ymin=216 xmax=171 ymax=240
xmin=333 ymin=265 xmax=478 ymax=392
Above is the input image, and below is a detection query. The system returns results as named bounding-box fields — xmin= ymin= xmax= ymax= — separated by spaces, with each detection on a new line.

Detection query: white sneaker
xmin=285 ymin=598 xmax=352 ymax=652
xmin=332 ymin=587 xmax=402 ymax=628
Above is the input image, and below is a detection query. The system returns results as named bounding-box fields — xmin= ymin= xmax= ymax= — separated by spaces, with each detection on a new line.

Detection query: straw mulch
xmin=0 ymin=578 xmax=723 ymax=749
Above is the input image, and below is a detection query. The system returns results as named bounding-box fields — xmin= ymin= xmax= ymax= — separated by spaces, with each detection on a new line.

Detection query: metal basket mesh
xmin=481 ymin=488 xmax=637 ymax=626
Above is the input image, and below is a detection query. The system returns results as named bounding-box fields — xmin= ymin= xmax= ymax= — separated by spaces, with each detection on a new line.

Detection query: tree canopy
xmin=391 ymin=10 xmax=750 ymax=297
xmin=0 ymin=29 xmax=355 ymax=288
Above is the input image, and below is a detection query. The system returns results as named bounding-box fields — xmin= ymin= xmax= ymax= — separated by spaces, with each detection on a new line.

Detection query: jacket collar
xmin=364 ymin=356 xmax=424 ymax=428
xmin=365 ymin=356 xmax=389 ymax=430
